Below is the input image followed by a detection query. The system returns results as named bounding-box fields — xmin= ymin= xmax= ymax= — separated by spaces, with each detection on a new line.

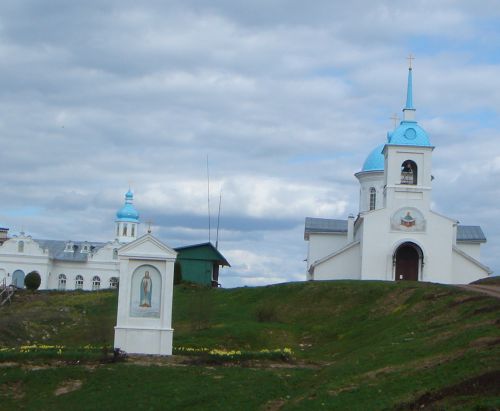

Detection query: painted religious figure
xmin=391 ymin=207 xmax=426 ymax=232
xmin=140 ymin=271 xmax=152 ymax=307
xmin=129 ymin=265 xmax=161 ymax=318
xmin=400 ymin=212 xmax=416 ymax=228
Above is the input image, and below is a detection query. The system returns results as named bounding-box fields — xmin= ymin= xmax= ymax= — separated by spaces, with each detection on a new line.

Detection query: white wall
xmin=452 ymin=248 xmax=489 ymax=284
xmin=307 ymin=233 xmax=348 ymax=270
xmin=455 ymin=243 xmax=481 ymax=261
xmin=313 ymin=243 xmax=361 ymax=280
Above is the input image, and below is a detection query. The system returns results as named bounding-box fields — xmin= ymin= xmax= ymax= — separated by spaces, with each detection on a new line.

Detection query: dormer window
xmin=401 ymin=160 xmax=417 ymax=185
xmin=18 ymin=241 xmax=24 ymax=253
xmin=64 ymin=242 xmax=74 ymax=252
xmin=113 ymin=248 xmax=118 ymax=259
xmin=81 ymin=243 xmax=90 ymax=253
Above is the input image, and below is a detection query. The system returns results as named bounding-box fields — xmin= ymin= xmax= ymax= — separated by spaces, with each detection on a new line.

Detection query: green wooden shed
xmin=174 ymin=242 xmax=230 ymax=287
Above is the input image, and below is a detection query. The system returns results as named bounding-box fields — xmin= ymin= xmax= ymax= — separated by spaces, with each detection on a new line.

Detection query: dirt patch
xmin=0 ymin=362 xmax=18 ymax=368
xmin=54 ymin=379 xmax=83 ymax=396
xmin=472 ymin=303 xmax=500 ymax=315
xmin=328 ymin=384 xmax=358 ymax=396
xmin=261 ymin=399 xmax=286 ymax=410
xmin=469 ymin=336 xmax=500 ymax=348
xmin=395 ymin=370 xmax=500 ymax=410
xmin=421 ymin=291 xmax=455 ymax=301
xmin=447 ymin=294 xmax=487 ymax=308
xmin=0 ymin=380 xmax=25 ymax=400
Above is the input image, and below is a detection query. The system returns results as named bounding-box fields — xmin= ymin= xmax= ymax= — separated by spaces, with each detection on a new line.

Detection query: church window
xmin=75 ymin=275 xmax=84 ymax=290
xmin=113 ymin=248 xmax=118 ymax=259
xmin=116 ymin=225 xmax=120 ymax=237
xmin=369 ymin=187 xmax=376 ymax=210
xmin=401 ymin=160 xmax=417 ymax=185
xmin=92 ymin=276 xmax=101 ymax=291
xmin=18 ymin=241 xmax=24 ymax=253
xmin=123 ymin=224 xmax=128 ymax=236
xmin=109 ymin=277 xmax=119 ymax=289
xmin=131 ymin=225 xmax=135 ymax=237
xmin=58 ymin=274 xmax=67 ymax=291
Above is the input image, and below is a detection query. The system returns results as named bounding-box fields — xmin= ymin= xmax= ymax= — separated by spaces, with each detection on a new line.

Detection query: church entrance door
xmin=395 ymin=243 xmax=421 ymax=281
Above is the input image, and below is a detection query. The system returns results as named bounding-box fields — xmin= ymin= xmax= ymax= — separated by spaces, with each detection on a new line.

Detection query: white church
xmin=0 ymin=190 xmax=142 ymax=291
xmin=304 ymin=66 xmax=492 ymax=284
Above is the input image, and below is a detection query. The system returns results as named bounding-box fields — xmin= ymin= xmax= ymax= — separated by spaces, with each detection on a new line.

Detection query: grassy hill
xmin=0 ymin=281 xmax=499 ymax=410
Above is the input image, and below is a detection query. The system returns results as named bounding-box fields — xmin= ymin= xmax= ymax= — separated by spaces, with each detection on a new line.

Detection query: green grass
xmin=0 ymin=281 xmax=499 ymax=410
xmin=472 ymin=275 xmax=500 ymax=285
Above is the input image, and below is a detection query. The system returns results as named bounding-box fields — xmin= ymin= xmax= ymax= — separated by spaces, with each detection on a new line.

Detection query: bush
xmin=24 ymin=271 xmax=41 ymax=290
xmin=174 ymin=261 xmax=183 ymax=285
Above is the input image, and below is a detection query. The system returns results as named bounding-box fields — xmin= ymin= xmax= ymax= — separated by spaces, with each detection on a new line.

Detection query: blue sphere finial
xmin=116 ymin=189 xmax=139 ymax=222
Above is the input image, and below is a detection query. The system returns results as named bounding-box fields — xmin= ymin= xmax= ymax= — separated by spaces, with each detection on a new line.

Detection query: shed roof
xmin=304 ymin=217 xmax=348 ymax=240
xmin=456 ymin=226 xmax=486 ymax=243
xmin=174 ymin=242 xmax=230 ymax=267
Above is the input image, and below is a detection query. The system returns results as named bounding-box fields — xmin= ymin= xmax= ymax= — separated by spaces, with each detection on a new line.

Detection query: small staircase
xmin=0 ymin=278 xmax=15 ymax=306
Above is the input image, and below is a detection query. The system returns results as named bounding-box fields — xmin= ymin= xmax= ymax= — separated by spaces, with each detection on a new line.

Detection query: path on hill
xmin=457 ymin=285 xmax=500 ymax=299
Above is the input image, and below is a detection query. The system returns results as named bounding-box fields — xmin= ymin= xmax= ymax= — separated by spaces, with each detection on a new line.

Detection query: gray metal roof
xmin=34 ymin=239 xmax=107 ymax=262
xmin=456 ymin=226 xmax=486 ymax=243
xmin=304 ymin=217 xmax=348 ymax=239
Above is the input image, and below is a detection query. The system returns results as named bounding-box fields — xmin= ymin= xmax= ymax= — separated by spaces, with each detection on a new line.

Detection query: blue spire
xmin=405 ymin=67 xmax=413 ymax=109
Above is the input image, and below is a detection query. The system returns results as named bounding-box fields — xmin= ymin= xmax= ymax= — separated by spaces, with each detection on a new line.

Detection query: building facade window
xmin=18 ymin=241 xmax=24 ymax=253
xmin=92 ymin=276 xmax=101 ymax=291
xmin=369 ymin=187 xmax=376 ymax=211
xmin=58 ymin=274 xmax=67 ymax=291
xmin=75 ymin=275 xmax=84 ymax=290
xmin=123 ymin=224 xmax=127 ymax=236
xmin=131 ymin=225 xmax=135 ymax=237
xmin=113 ymin=248 xmax=118 ymax=259
xmin=109 ymin=277 xmax=119 ymax=289
xmin=401 ymin=160 xmax=418 ymax=185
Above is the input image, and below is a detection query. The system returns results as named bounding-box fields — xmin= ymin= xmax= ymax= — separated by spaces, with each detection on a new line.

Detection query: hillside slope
xmin=0 ymin=280 xmax=499 ymax=410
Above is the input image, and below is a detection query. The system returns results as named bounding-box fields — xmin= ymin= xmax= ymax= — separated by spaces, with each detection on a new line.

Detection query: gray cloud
xmin=0 ymin=1 xmax=499 ymax=286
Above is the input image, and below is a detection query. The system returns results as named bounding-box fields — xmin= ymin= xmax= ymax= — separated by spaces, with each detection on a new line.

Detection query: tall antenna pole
xmin=206 ymin=155 xmax=211 ymax=243
xmin=215 ymin=189 xmax=222 ymax=249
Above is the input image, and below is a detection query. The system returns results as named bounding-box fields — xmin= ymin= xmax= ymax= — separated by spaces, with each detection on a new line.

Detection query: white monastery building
xmin=304 ymin=66 xmax=492 ymax=284
xmin=0 ymin=190 xmax=141 ymax=291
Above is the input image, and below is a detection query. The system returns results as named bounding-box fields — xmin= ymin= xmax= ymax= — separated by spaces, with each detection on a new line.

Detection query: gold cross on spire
xmin=407 ymin=53 xmax=415 ymax=69
xmin=146 ymin=220 xmax=153 ymax=234
xmin=390 ymin=113 xmax=399 ymax=129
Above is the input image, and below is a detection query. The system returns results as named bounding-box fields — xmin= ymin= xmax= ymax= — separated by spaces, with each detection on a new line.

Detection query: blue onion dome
xmin=361 ymin=144 xmax=385 ymax=172
xmin=388 ymin=121 xmax=431 ymax=146
xmin=116 ymin=190 xmax=139 ymax=222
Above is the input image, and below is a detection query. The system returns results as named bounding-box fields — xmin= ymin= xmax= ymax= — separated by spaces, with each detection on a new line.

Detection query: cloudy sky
xmin=1 ymin=1 xmax=499 ymax=287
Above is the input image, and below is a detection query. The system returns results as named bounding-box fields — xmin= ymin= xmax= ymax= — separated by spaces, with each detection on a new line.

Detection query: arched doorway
xmin=394 ymin=242 xmax=422 ymax=281
xmin=12 ymin=270 xmax=25 ymax=288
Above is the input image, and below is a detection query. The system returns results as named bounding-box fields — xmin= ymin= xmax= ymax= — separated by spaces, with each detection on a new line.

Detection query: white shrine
xmin=304 ymin=65 xmax=492 ymax=284
xmin=114 ymin=233 xmax=177 ymax=355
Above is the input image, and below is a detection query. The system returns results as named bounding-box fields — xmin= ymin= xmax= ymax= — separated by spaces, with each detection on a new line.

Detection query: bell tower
xmin=383 ymin=61 xmax=434 ymax=212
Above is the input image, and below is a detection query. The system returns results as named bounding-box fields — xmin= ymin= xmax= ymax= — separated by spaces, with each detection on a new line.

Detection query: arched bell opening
xmin=393 ymin=242 xmax=423 ymax=281
xmin=401 ymin=160 xmax=417 ymax=185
